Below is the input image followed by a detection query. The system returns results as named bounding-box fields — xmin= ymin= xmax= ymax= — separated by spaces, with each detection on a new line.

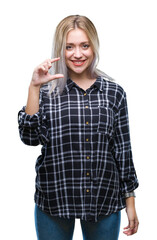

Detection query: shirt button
xmin=86 ymin=189 xmax=90 ymax=193
xmin=84 ymin=93 xmax=87 ymax=96
xmin=86 ymin=138 xmax=89 ymax=142
xmin=85 ymin=106 xmax=88 ymax=108
xmin=86 ymin=121 xmax=89 ymax=125
xmin=86 ymin=156 xmax=90 ymax=159
xmin=86 ymin=172 xmax=90 ymax=176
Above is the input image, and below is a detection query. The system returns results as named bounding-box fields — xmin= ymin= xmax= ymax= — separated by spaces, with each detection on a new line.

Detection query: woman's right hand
xmin=31 ymin=57 xmax=64 ymax=87
xmin=25 ymin=58 xmax=64 ymax=115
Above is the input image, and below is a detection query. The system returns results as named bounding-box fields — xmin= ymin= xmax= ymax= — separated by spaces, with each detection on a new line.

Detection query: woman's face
xmin=65 ymin=28 xmax=94 ymax=79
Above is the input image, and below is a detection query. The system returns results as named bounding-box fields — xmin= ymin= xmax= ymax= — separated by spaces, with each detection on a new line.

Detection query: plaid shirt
xmin=18 ymin=76 xmax=139 ymax=222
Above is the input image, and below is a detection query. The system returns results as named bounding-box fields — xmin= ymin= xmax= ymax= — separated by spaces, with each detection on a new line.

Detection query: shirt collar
xmin=64 ymin=76 xmax=104 ymax=93
xmin=93 ymin=76 xmax=103 ymax=92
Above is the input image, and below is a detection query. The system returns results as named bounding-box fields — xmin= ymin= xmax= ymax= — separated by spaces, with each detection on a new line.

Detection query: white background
xmin=0 ymin=0 xmax=156 ymax=239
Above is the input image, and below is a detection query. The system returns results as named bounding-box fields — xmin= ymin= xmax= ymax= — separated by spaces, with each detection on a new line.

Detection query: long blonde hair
xmin=49 ymin=15 xmax=113 ymax=95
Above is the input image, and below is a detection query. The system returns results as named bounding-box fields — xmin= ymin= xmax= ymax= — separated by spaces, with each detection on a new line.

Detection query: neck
xmin=68 ymin=72 xmax=97 ymax=91
xmin=68 ymin=70 xmax=93 ymax=83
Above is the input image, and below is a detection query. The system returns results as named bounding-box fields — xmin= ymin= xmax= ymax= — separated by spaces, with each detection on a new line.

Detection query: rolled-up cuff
xmin=120 ymin=178 xmax=139 ymax=195
xmin=125 ymin=191 xmax=136 ymax=198
xmin=18 ymin=106 xmax=41 ymax=128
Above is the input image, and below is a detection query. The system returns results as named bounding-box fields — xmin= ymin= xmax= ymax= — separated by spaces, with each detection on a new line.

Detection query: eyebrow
xmin=66 ymin=41 xmax=90 ymax=45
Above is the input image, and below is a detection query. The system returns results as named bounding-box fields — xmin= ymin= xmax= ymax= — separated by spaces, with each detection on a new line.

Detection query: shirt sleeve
xmin=113 ymin=90 xmax=139 ymax=195
xmin=18 ymin=89 xmax=49 ymax=146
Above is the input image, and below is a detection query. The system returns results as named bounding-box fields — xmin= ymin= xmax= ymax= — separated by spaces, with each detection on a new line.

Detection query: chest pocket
xmin=97 ymin=106 xmax=114 ymax=136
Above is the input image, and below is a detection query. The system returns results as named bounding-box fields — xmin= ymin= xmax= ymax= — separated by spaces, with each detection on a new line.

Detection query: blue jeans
xmin=34 ymin=204 xmax=121 ymax=240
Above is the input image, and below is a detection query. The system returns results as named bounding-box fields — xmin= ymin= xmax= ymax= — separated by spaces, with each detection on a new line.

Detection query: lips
xmin=71 ymin=60 xmax=87 ymax=66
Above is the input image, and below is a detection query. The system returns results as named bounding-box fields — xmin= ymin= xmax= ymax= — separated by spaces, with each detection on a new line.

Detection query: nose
xmin=73 ymin=47 xmax=82 ymax=58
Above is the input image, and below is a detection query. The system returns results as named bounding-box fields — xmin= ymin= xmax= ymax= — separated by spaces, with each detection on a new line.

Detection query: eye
xmin=82 ymin=44 xmax=90 ymax=49
xmin=66 ymin=45 xmax=73 ymax=50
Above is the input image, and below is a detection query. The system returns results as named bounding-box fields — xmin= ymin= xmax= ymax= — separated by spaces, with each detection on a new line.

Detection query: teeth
xmin=73 ymin=61 xmax=83 ymax=62
xmin=72 ymin=60 xmax=85 ymax=62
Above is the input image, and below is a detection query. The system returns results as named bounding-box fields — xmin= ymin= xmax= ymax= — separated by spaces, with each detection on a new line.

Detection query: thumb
xmin=123 ymin=224 xmax=129 ymax=230
xmin=48 ymin=74 xmax=64 ymax=81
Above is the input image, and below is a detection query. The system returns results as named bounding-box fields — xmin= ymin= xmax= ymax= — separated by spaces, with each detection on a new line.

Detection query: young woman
xmin=18 ymin=15 xmax=139 ymax=240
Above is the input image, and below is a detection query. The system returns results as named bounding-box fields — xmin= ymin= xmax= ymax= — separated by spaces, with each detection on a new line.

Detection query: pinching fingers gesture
xmin=31 ymin=57 xmax=64 ymax=87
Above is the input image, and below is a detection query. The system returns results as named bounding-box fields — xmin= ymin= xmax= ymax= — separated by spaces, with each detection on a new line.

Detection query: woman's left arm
xmin=113 ymin=90 xmax=139 ymax=193
xmin=123 ymin=197 xmax=139 ymax=236
xmin=113 ymin=88 xmax=139 ymax=235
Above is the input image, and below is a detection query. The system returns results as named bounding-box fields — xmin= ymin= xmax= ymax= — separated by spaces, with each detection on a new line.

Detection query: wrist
xmin=29 ymin=82 xmax=40 ymax=93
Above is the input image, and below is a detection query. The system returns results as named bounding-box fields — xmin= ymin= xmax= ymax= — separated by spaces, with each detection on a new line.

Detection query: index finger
xmin=50 ymin=57 xmax=61 ymax=63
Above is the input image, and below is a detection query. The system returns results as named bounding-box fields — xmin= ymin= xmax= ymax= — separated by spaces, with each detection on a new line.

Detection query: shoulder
xmin=102 ymin=77 xmax=126 ymax=97
xmin=102 ymin=77 xmax=125 ymax=95
xmin=38 ymin=84 xmax=50 ymax=103
xmin=40 ymin=83 xmax=49 ymax=92
xmin=101 ymin=77 xmax=127 ymax=108
xmin=40 ymin=84 xmax=50 ymax=96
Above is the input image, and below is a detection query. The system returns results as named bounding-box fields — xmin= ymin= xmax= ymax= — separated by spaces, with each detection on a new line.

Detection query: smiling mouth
xmin=71 ymin=60 xmax=87 ymax=66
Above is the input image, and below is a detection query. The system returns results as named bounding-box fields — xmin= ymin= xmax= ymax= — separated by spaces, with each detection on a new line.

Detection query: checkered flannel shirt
xmin=18 ymin=76 xmax=139 ymax=222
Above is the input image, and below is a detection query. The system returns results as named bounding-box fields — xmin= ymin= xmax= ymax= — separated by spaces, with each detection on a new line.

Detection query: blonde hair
xmin=49 ymin=15 xmax=113 ymax=95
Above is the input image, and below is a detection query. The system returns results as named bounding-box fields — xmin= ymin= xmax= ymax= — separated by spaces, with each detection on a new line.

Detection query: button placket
xmin=83 ymin=91 xmax=91 ymax=195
